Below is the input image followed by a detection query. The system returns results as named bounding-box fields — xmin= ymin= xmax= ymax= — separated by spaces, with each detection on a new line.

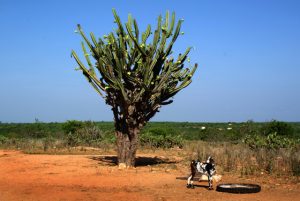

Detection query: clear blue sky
xmin=0 ymin=0 xmax=299 ymax=123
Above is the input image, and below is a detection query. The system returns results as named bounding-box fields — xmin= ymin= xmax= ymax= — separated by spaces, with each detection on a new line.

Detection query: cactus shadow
xmin=88 ymin=155 xmax=176 ymax=167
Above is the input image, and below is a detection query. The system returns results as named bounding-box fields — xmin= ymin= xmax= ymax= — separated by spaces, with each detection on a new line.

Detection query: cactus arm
xmin=71 ymin=50 xmax=100 ymax=85
xmin=162 ymin=63 xmax=198 ymax=100
xmin=125 ymin=22 xmax=147 ymax=57
xmin=142 ymin=25 xmax=151 ymax=44
xmin=81 ymin=42 xmax=95 ymax=76
xmin=112 ymin=8 xmax=126 ymax=37
xmin=164 ymin=19 xmax=182 ymax=57
xmin=178 ymin=47 xmax=192 ymax=64
xmin=133 ymin=19 xmax=139 ymax=42
xmin=161 ymin=100 xmax=173 ymax=105
xmin=150 ymin=15 xmax=162 ymax=58
xmin=85 ymin=75 xmax=105 ymax=98
xmin=90 ymin=32 xmax=98 ymax=47
xmin=167 ymin=12 xmax=175 ymax=38
xmin=189 ymin=63 xmax=198 ymax=77
xmin=164 ymin=11 xmax=169 ymax=32
xmin=77 ymin=24 xmax=100 ymax=59
xmin=71 ymin=50 xmax=105 ymax=98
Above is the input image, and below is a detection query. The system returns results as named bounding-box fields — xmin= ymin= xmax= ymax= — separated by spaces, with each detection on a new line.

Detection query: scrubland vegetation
xmin=0 ymin=120 xmax=299 ymax=177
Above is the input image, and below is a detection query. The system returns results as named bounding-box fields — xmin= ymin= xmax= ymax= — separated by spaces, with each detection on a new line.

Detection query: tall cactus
xmin=71 ymin=9 xmax=197 ymax=167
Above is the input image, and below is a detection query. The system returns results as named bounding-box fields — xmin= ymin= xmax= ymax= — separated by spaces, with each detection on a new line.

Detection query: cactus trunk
xmin=115 ymin=127 xmax=139 ymax=167
xmin=112 ymin=104 xmax=143 ymax=167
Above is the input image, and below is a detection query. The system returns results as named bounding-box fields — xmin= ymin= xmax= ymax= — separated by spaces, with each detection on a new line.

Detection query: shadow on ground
xmin=176 ymin=176 xmax=211 ymax=189
xmin=191 ymin=184 xmax=210 ymax=189
xmin=88 ymin=155 xmax=177 ymax=167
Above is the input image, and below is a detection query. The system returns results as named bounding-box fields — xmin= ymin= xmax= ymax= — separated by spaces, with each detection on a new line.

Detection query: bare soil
xmin=0 ymin=149 xmax=299 ymax=201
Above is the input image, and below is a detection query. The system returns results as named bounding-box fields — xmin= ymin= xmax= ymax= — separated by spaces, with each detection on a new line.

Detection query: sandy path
xmin=0 ymin=150 xmax=299 ymax=201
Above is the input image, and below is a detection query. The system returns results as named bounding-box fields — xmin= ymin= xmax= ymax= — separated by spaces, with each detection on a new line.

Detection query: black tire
xmin=216 ymin=183 xmax=261 ymax=194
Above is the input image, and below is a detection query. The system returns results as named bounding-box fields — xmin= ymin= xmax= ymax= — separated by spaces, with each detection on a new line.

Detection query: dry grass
xmin=183 ymin=141 xmax=300 ymax=177
xmin=1 ymin=139 xmax=299 ymax=177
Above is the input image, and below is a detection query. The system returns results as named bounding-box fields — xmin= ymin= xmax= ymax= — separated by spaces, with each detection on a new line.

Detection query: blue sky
xmin=0 ymin=0 xmax=299 ymax=123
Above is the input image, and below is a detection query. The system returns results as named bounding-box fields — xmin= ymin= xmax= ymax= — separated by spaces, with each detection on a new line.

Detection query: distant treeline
xmin=0 ymin=120 xmax=299 ymax=142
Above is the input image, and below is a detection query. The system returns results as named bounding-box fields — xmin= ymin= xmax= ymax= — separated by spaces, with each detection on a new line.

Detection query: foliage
xmin=243 ymin=134 xmax=266 ymax=150
xmin=291 ymin=148 xmax=300 ymax=176
xmin=64 ymin=121 xmax=105 ymax=146
xmin=0 ymin=135 xmax=8 ymax=144
xmin=261 ymin=120 xmax=294 ymax=137
xmin=1 ymin=121 xmax=299 ymax=144
xmin=140 ymin=128 xmax=183 ymax=148
xmin=0 ymin=122 xmax=64 ymax=139
xmin=62 ymin=120 xmax=85 ymax=134
xmin=243 ymin=129 xmax=299 ymax=174
xmin=243 ymin=132 xmax=297 ymax=150
xmin=42 ymin=136 xmax=56 ymax=152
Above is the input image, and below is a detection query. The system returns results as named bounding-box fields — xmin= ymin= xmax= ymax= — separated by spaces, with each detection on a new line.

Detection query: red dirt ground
xmin=0 ymin=150 xmax=299 ymax=201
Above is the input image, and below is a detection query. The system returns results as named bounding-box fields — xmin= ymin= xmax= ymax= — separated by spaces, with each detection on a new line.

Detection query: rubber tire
xmin=216 ymin=183 xmax=261 ymax=194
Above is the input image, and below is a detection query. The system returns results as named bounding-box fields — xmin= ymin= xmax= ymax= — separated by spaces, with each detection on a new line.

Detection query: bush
xmin=42 ymin=136 xmax=56 ymax=151
xmin=62 ymin=120 xmax=85 ymax=134
xmin=23 ymin=123 xmax=49 ymax=138
xmin=0 ymin=135 xmax=8 ymax=144
xmin=243 ymin=132 xmax=296 ymax=150
xmin=291 ymin=148 xmax=300 ymax=176
xmin=140 ymin=128 xmax=183 ymax=148
xmin=66 ymin=121 xmax=105 ymax=147
xmin=261 ymin=120 xmax=294 ymax=137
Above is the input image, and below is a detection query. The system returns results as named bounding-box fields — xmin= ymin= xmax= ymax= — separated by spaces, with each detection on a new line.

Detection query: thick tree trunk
xmin=115 ymin=127 xmax=139 ymax=168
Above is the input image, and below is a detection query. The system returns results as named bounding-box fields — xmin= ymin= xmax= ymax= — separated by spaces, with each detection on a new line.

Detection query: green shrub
xmin=140 ymin=128 xmax=183 ymax=148
xmin=0 ymin=135 xmax=8 ymax=144
xmin=243 ymin=134 xmax=265 ymax=150
xmin=243 ymin=132 xmax=296 ymax=150
xmin=101 ymin=131 xmax=116 ymax=144
xmin=66 ymin=122 xmax=104 ymax=147
xmin=23 ymin=123 xmax=49 ymax=138
xmin=261 ymin=120 xmax=294 ymax=137
xmin=62 ymin=120 xmax=85 ymax=134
